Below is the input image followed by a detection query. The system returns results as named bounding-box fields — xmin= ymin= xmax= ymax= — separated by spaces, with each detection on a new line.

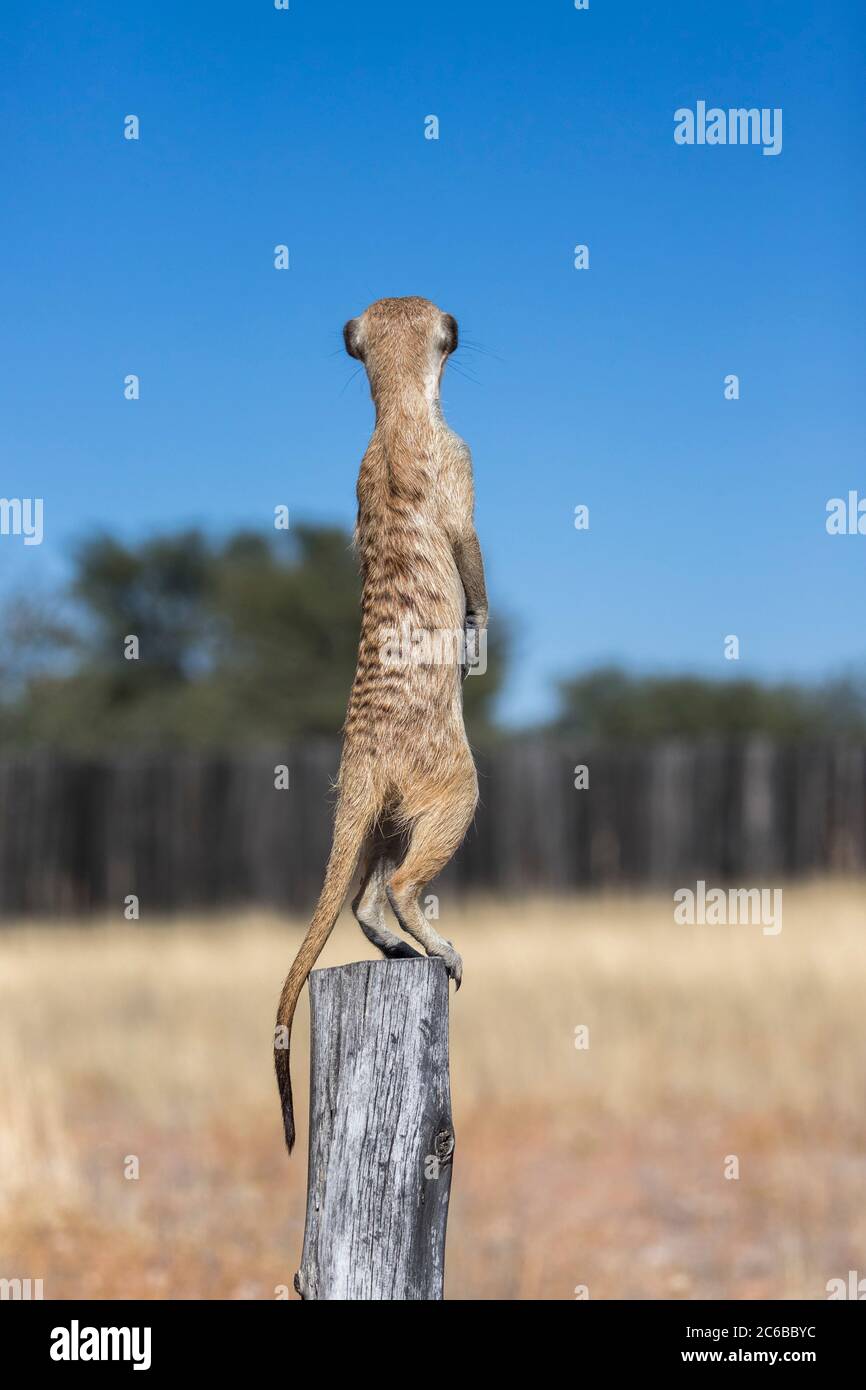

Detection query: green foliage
xmin=3 ymin=527 xmax=861 ymax=750
xmin=0 ymin=525 xmax=506 ymax=749
xmin=555 ymin=665 xmax=866 ymax=742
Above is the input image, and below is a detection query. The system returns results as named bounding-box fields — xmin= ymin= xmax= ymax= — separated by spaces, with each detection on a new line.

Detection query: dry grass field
xmin=1 ymin=882 xmax=864 ymax=1300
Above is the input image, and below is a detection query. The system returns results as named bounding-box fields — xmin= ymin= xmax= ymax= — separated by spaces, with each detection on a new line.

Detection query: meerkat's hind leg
xmin=386 ymin=874 xmax=463 ymax=986
xmin=353 ymin=838 xmax=421 ymax=960
xmin=385 ymin=780 xmax=478 ymax=986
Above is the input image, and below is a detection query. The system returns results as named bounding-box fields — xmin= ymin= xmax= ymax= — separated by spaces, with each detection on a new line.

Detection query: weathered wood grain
xmin=295 ymin=957 xmax=455 ymax=1301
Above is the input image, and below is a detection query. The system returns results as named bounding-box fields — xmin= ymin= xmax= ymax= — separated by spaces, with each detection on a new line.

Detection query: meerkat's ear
xmin=343 ymin=318 xmax=364 ymax=360
xmin=441 ymin=313 xmax=458 ymax=355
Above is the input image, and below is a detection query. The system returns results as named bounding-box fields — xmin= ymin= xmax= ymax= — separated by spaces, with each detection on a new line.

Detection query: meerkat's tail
xmin=274 ymin=787 xmax=373 ymax=1155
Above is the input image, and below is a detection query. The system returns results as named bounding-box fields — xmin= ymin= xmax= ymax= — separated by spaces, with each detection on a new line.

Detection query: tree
xmin=0 ymin=525 xmax=506 ymax=748
xmin=554 ymin=665 xmax=866 ymax=741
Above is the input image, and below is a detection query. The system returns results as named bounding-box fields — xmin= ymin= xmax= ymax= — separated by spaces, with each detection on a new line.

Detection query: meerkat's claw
xmin=438 ymin=944 xmax=463 ymax=989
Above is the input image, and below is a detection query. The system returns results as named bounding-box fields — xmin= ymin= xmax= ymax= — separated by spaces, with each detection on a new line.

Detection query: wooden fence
xmin=0 ymin=740 xmax=864 ymax=916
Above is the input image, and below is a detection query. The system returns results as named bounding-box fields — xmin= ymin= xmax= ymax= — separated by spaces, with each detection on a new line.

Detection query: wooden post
xmin=294 ymin=957 xmax=456 ymax=1301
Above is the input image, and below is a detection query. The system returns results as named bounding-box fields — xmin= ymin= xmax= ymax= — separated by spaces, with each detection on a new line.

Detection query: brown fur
xmin=274 ymin=296 xmax=488 ymax=1154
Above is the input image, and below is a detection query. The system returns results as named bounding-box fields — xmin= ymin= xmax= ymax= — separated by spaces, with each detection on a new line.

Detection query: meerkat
xmin=274 ymin=295 xmax=488 ymax=1155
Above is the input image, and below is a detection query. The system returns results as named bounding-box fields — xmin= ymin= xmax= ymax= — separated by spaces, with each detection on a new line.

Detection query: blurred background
xmin=1 ymin=0 xmax=864 ymax=1300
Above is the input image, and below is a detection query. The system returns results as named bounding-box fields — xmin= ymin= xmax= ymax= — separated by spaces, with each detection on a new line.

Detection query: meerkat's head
xmin=343 ymin=296 xmax=458 ymax=404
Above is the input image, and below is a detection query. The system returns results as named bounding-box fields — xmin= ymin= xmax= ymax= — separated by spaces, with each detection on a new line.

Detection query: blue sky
xmin=2 ymin=0 xmax=863 ymax=723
